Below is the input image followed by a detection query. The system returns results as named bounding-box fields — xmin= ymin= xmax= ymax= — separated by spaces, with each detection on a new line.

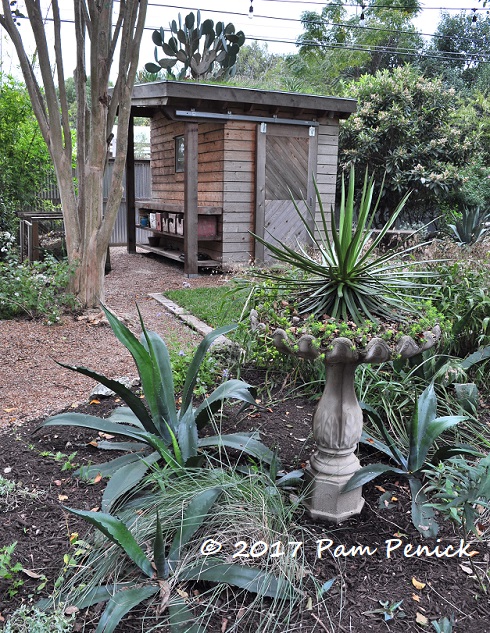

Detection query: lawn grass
xmin=164 ymin=284 xmax=249 ymax=329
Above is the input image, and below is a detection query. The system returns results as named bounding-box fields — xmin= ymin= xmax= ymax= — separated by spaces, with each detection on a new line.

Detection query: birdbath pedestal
xmin=269 ymin=324 xmax=440 ymax=523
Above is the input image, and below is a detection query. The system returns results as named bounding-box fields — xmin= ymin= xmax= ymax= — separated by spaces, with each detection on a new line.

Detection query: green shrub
xmin=0 ymin=226 xmax=16 ymax=261
xmin=0 ymin=542 xmax=24 ymax=598
xmin=430 ymin=257 xmax=490 ymax=358
xmin=3 ymin=605 xmax=74 ymax=633
xmin=339 ymin=66 xmax=473 ymax=226
xmin=0 ymin=252 xmax=76 ymax=323
xmin=0 ymin=200 xmax=17 ymax=247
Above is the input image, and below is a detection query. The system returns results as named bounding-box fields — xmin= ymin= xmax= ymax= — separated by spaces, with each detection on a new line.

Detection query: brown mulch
xmin=0 ymin=249 xmax=489 ymax=631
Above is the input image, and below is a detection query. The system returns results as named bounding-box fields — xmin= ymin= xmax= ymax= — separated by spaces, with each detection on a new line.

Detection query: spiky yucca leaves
xmin=254 ymin=167 xmax=438 ymax=325
xmin=448 ymin=206 xmax=490 ymax=246
xmin=344 ymin=383 xmax=478 ymax=538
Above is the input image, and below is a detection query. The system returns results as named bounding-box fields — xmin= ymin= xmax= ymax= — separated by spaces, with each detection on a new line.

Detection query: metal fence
xmin=31 ymin=159 xmax=151 ymax=246
xmin=104 ymin=159 xmax=151 ymax=245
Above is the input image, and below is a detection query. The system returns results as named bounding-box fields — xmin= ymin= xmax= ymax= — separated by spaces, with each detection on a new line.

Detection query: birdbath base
xmin=303 ymin=452 xmax=365 ymax=523
xmin=265 ymin=325 xmax=441 ymax=524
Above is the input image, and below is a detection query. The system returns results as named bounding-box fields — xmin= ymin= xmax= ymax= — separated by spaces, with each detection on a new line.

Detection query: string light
xmin=249 ymin=0 xmax=254 ymax=20
xmin=471 ymin=8 xmax=477 ymax=29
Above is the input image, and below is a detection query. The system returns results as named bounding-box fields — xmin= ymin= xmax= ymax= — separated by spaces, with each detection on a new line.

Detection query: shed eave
xmin=130 ymin=80 xmax=356 ymax=118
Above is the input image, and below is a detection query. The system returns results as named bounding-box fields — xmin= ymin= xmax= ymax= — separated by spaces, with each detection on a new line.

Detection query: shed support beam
xmin=184 ymin=122 xmax=199 ymax=277
xmin=126 ymin=114 xmax=136 ymax=254
xmin=254 ymin=123 xmax=266 ymax=265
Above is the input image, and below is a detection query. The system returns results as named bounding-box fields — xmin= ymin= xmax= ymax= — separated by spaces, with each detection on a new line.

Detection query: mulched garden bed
xmin=1 ymin=378 xmax=489 ymax=632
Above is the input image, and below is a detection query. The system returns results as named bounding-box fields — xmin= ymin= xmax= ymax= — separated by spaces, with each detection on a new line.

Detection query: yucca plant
xmin=253 ymin=166 xmax=437 ymax=325
xmin=36 ymin=306 xmax=273 ymax=510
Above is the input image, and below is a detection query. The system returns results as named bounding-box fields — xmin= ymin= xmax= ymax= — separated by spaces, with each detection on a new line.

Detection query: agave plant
xmin=46 ymin=477 xmax=297 ymax=633
xmin=448 ymin=206 xmax=490 ymax=245
xmin=344 ymin=382 xmax=479 ymax=537
xmin=36 ymin=306 xmax=273 ymax=510
xmin=253 ymin=167 xmax=438 ymax=325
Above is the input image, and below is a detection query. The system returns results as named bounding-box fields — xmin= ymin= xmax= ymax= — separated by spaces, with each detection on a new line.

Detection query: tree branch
xmin=52 ymin=0 xmax=72 ymax=153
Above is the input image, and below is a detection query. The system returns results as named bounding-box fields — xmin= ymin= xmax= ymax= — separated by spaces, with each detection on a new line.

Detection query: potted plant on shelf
xmin=248 ymin=167 xmax=445 ymax=523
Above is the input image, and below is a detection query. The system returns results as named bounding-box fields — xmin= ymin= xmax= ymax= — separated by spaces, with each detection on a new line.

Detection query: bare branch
xmin=79 ymin=0 xmax=92 ymax=41
xmin=52 ymin=0 xmax=72 ymax=153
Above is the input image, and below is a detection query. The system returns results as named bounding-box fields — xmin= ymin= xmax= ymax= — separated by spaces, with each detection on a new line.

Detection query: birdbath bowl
xmin=253 ymin=311 xmax=441 ymax=523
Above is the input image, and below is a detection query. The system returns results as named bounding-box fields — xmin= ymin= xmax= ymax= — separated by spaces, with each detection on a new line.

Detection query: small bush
xmin=424 ymin=244 xmax=490 ymax=358
xmin=0 ymin=250 xmax=76 ymax=324
xmin=3 ymin=605 xmax=74 ymax=633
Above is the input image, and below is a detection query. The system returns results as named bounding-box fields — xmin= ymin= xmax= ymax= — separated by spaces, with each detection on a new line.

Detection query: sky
xmin=0 ymin=1 xmax=487 ymax=77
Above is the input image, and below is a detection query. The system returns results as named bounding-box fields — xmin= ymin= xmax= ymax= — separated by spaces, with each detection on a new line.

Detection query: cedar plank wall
xmin=222 ymin=121 xmax=256 ymax=267
xmin=315 ymin=119 xmax=339 ymax=236
xmin=150 ymin=112 xmax=340 ymax=266
xmin=150 ymin=113 xmax=225 ymax=262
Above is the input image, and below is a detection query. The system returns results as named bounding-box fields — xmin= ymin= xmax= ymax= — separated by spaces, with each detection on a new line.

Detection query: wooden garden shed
xmin=126 ymin=81 xmax=356 ymax=276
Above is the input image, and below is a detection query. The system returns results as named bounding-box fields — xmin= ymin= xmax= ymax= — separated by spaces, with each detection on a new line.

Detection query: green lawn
xmin=164 ymin=284 xmax=249 ymax=329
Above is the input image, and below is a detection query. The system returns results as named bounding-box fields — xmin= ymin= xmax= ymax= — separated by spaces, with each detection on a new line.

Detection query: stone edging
xmin=149 ymin=293 xmax=233 ymax=347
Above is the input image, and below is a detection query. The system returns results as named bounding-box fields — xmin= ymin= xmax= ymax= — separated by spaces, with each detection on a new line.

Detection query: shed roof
xmin=130 ymin=80 xmax=356 ymax=121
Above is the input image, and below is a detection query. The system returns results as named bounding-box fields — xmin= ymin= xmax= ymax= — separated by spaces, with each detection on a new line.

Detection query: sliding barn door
xmin=255 ymin=123 xmax=318 ymax=264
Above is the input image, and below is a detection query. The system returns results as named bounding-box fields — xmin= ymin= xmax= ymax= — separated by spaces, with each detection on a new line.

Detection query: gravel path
xmin=0 ymin=247 xmax=229 ymax=429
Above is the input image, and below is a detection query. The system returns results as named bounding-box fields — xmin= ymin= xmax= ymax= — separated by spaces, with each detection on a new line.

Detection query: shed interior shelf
xmin=135 ymin=203 xmax=223 ymax=268
xmin=136 ymin=225 xmax=221 ymax=242
xmin=136 ymin=242 xmax=220 ymax=268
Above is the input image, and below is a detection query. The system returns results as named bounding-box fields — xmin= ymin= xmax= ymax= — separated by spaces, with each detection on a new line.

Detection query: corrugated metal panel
xmin=109 ymin=201 xmax=149 ymax=246
xmin=106 ymin=159 xmax=151 ymax=245
xmin=22 ymin=159 xmax=151 ymax=246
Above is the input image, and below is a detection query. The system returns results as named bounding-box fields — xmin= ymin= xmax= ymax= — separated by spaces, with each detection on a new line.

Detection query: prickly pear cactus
xmin=145 ymin=11 xmax=245 ymax=81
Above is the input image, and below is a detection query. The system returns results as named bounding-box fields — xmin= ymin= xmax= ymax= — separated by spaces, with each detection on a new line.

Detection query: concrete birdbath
xmin=253 ymin=311 xmax=441 ymax=523
xmin=248 ymin=166 xmax=445 ymax=522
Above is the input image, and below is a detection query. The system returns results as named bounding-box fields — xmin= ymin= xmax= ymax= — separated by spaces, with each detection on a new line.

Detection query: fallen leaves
xmin=21 ymin=568 xmax=44 ymax=579
xmin=459 ymin=564 xmax=474 ymax=575
xmin=412 ymin=577 xmax=426 ymax=590
xmin=415 ymin=612 xmax=428 ymax=626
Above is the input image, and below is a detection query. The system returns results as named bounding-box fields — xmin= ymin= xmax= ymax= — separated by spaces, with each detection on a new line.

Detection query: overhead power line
xmin=250 ymin=34 xmax=490 ymax=63
xmin=144 ymin=2 xmax=489 ymax=45
xmin=8 ymin=4 xmax=490 ymax=67
xmin=259 ymin=0 xmax=488 ymax=10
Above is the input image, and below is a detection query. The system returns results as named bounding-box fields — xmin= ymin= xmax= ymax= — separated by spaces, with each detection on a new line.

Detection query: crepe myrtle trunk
xmin=0 ymin=0 xmax=147 ymax=307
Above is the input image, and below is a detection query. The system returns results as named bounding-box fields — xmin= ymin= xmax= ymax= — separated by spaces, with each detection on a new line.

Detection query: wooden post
xmin=126 ymin=113 xmax=136 ymax=254
xmin=184 ymin=122 xmax=199 ymax=277
xmin=306 ymin=126 xmax=319 ymax=243
xmin=254 ymin=123 xmax=266 ymax=264
xmin=19 ymin=218 xmax=25 ymax=263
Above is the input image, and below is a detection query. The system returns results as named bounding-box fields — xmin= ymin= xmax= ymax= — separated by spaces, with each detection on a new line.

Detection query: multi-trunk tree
xmin=0 ymin=0 xmax=148 ymax=307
